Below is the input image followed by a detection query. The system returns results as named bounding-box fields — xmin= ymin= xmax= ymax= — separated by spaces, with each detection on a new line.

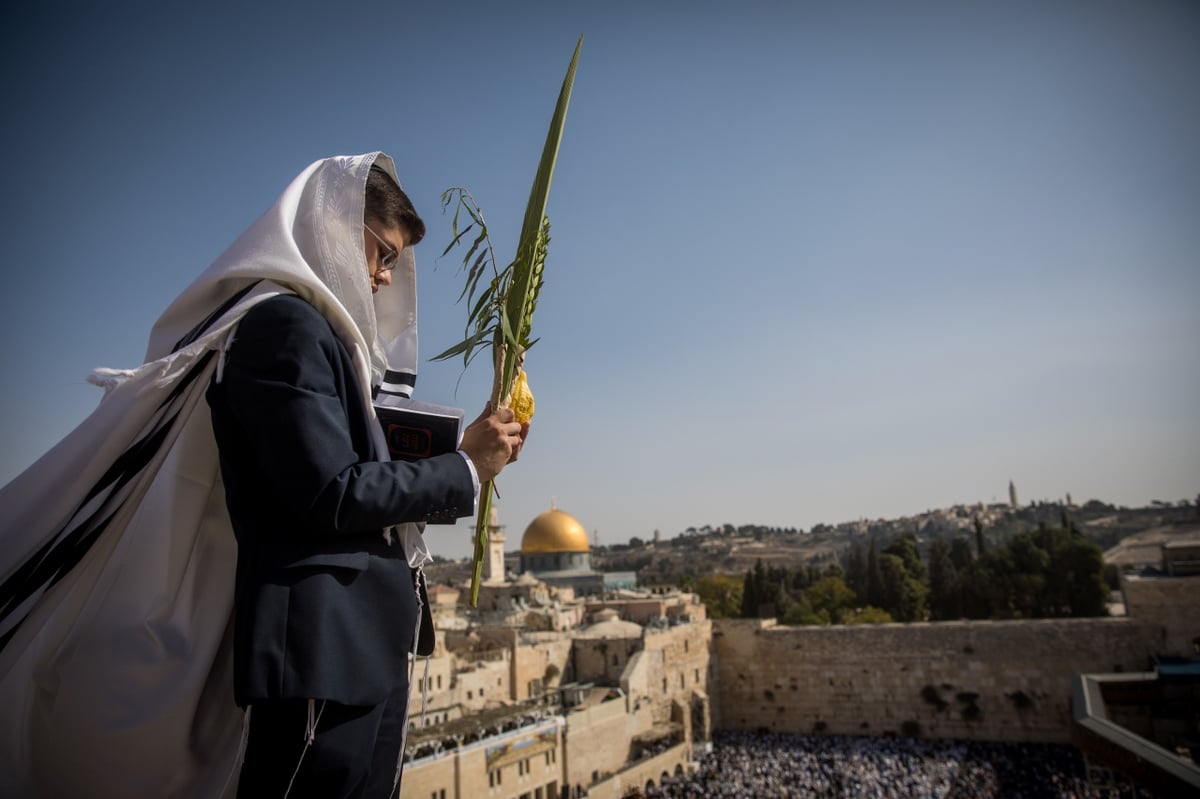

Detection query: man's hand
xmin=459 ymin=404 xmax=528 ymax=484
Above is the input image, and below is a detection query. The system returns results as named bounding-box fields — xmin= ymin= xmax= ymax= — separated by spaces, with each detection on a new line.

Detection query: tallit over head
xmin=151 ymin=152 xmax=420 ymax=394
xmin=0 ymin=153 xmax=427 ymax=799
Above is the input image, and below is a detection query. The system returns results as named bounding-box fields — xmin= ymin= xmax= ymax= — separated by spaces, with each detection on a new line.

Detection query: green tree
xmin=977 ymin=548 xmax=1018 ymax=618
xmin=741 ymin=558 xmax=784 ymax=618
xmin=884 ymin=532 xmax=927 ymax=584
xmin=866 ymin=538 xmax=884 ymax=608
xmin=949 ymin=537 xmax=974 ymax=571
xmin=823 ymin=562 xmax=846 ymax=581
xmin=1038 ymin=526 xmax=1108 ymax=617
xmin=739 ymin=564 xmax=757 ymax=618
xmin=780 ymin=592 xmax=826 ymax=625
xmin=974 ymin=516 xmax=988 ymax=557
xmin=1007 ymin=532 xmax=1050 ymax=617
xmin=845 ymin=542 xmax=868 ymax=600
xmin=926 ymin=539 xmax=961 ymax=620
xmin=879 ymin=553 xmax=927 ymax=622
xmin=684 ymin=574 xmax=744 ymax=619
xmin=773 ymin=583 xmax=797 ymax=622
xmin=804 ymin=576 xmax=858 ymax=625
xmin=959 ymin=561 xmax=991 ymax=620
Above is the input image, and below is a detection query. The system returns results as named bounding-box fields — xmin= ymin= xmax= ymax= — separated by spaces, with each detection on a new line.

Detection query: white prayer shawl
xmin=0 ymin=153 xmax=429 ymax=798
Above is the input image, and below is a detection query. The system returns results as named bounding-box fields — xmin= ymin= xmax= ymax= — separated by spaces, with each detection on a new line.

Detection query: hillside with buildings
xmin=586 ymin=497 xmax=1200 ymax=586
xmin=425 ymin=498 xmax=1200 ymax=590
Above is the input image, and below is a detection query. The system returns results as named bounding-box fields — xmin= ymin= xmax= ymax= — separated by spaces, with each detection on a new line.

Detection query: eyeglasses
xmin=363 ymin=223 xmax=401 ymax=273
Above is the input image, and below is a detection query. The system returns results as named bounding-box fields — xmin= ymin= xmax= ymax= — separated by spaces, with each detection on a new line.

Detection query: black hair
xmin=365 ymin=164 xmax=425 ymax=246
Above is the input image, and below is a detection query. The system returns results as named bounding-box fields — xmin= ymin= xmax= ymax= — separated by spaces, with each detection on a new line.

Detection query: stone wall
xmin=456 ymin=657 xmax=509 ymax=714
xmin=1121 ymin=574 xmax=1200 ymax=657
xmin=573 ymin=632 xmax=644 ymax=685
xmin=713 ymin=617 xmax=1161 ymax=743
xmin=513 ymin=636 xmax=574 ymax=700
xmin=586 ymin=743 xmax=692 ymax=799
xmin=643 ymin=623 xmax=713 ymax=734
xmin=564 ymin=695 xmax=650 ymax=792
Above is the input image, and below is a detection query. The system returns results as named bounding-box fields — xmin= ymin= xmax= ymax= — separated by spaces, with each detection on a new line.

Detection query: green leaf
xmin=468 ymin=284 xmax=495 ymax=323
xmin=440 ymin=37 xmax=582 ymax=606
xmin=459 ymin=230 xmax=487 ymax=275
xmin=497 ymin=35 xmax=582 ymax=399
xmin=464 ymin=201 xmax=485 ymax=227
xmin=441 ymin=223 xmax=474 ymax=257
xmin=429 ymin=324 xmax=494 ymax=362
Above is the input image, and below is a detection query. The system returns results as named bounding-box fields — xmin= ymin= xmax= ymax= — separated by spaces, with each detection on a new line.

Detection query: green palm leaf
xmin=436 ymin=36 xmax=582 ymax=606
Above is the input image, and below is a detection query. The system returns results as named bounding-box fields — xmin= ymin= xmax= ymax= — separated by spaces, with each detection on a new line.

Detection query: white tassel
xmin=86 ymin=367 xmax=137 ymax=395
xmin=392 ymin=568 xmax=431 ymax=797
xmin=305 ymin=698 xmax=316 ymax=744
xmin=217 ymin=707 xmax=252 ymax=799
xmin=285 ymin=699 xmax=324 ymax=798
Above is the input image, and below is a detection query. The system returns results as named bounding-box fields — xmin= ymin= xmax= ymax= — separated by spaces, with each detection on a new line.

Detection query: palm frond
xmin=438 ymin=37 xmax=582 ymax=606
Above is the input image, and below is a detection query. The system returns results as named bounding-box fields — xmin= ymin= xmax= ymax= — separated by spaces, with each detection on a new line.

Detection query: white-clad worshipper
xmin=0 ymin=153 xmax=527 ymax=798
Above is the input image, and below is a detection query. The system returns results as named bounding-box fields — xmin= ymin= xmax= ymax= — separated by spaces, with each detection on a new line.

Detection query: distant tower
xmin=1009 ymin=480 xmax=1019 ymax=509
xmin=484 ymin=505 xmax=507 ymax=584
xmin=653 ymin=529 xmax=661 ymax=544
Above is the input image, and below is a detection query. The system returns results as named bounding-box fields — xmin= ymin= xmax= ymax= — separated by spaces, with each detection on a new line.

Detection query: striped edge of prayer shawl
xmin=0 ymin=353 xmax=209 ymax=650
xmin=0 ymin=283 xmax=257 ymax=652
xmin=0 ymin=282 xmax=282 ymax=799
xmin=377 ymin=368 xmax=416 ymax=399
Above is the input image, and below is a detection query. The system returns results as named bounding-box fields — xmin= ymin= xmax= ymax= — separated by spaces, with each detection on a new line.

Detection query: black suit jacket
xmin=206 ymin=295 xmax=474 ymax=707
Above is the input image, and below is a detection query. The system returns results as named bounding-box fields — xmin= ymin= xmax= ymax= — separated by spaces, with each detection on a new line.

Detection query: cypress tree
xmin=866 ymin=538 xmax=883 ymax=608
xmin=974 ymin=516 xmax=988 ymax=557
xmin=845 ymin=542 xmax=868 ymax=601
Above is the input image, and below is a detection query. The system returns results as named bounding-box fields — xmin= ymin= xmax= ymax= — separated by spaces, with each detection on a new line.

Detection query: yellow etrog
xmin=510 ymin=369 xmax=535 ymax=424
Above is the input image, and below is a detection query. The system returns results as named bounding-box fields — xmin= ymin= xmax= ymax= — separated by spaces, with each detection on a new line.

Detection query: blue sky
xmin=2 ymin=1 xmax=1197 ymax=559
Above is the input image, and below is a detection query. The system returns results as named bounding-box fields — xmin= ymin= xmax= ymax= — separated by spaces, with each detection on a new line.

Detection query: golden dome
xmin=521 ymin=506 xmax=590 ymax=554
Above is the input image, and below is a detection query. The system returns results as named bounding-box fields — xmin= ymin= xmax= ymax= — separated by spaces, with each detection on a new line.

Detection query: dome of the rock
xmin=521 ymin=507 xmax=589 ymax=554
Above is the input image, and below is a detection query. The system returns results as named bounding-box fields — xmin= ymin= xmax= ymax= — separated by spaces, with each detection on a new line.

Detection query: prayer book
xmin=373 ymin=397 xmax=464 ymax=462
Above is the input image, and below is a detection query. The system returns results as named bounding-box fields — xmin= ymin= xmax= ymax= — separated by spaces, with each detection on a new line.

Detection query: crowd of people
xmin=631 ymin=731 xmax=1156 ymax=799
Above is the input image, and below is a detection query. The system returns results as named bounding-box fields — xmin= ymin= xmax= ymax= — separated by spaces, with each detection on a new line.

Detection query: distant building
xmin=1162 ymin=540 xmax=1200 ymax=577
xmin=1009 ymin=479 xmax=1019 ymax=509
xmin=484 ymin=506 xmax=507 ymax=585
xmin=1122 ymin=539 xmax=1200 ymax=657
xmin=403 ymin=544 xmax=711 ymax=799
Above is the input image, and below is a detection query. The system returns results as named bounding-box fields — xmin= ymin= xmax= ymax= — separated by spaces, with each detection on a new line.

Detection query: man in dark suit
xmin=206 ymin=159 xmax=526 ymax=798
